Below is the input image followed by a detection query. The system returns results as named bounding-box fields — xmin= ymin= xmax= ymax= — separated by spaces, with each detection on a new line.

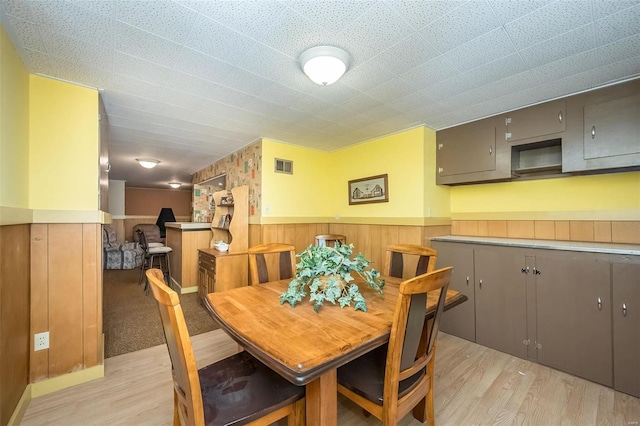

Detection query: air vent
xmin=274 ymin=158 xmax=293 ymax=174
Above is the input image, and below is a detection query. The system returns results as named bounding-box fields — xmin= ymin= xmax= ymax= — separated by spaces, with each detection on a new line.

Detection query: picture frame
xmin=348 ymin=174 xmax=388 ymax=205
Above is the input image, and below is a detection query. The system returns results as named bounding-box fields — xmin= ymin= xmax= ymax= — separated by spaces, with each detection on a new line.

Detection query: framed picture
xmin=348 ymin=174 xmax=388 ymax=205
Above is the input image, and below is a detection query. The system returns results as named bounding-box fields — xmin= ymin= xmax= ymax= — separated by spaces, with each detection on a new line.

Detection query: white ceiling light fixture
xmin=136 ymin=158 xmax=160 ymax=169
xmin=168 ymin=182 xmax=181 ymax=189
xmin=299 ymin=46 xmax=350 ymax=86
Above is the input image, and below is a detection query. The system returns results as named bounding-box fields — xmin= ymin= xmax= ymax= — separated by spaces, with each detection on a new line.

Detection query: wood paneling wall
xmin=0 ymin=224 xmax=30 ymax=426
xmin=249 ymin=223 xmax=451 ymax=273
xmin=125 ymin=188 xmax=192 ymax=217
xmin=452 ymin=220 xmax=640 ymax=244
xmin=30 ymin=224 xmax=103 ymax=382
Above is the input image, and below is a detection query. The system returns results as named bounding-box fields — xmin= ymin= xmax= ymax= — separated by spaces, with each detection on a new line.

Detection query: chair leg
xmin=288 ymin=398 xmax=305 ymax=426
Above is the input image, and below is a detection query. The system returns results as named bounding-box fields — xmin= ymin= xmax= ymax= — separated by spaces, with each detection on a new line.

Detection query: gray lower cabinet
xmin=437 ymin=242 xmax=476 ymax=342
xmin=534 ymin=253 xmax=612 ymax=387
xmin=474 ymin=247 xmax=528 ymax=360
xmin=613 ymin=263 xmax=640 ymax=397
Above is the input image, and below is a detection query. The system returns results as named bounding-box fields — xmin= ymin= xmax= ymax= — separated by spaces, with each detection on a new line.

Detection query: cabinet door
xmin=535 ymin=254 xmax=612 ymax=386
xmin=584 ymin=93 xmax=640 ymax=160
xmin=474 ymin=248 xmax=528 ymax=359
xmin=435 ymin=242 xmax=475 ymax=342
xmin=504 ymin=99 xmax=566 ymax=142
xmin=613 ymin=263 xmax=640 ymax=397
xmin=437 ymin=120 xmax=496 ymax=178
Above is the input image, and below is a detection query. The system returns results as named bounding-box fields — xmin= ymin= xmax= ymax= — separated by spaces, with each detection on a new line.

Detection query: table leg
xmin=305 ymin=369 xmax=337 ymax=426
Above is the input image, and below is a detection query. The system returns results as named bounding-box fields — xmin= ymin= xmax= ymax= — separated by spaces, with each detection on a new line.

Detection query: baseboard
xmin=7 ymin=384 xmax=31 ymax=425
xmin=171 ymin=277 xmax=198 ymax=294
xmin=30 ymin=364 xmax=104 ymax=397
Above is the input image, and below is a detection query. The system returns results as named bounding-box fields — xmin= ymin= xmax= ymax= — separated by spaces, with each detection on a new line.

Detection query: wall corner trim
xmin=30 ymin=364 xmax=104 ymax=398
xmin=7 ymin=384 xmax=31 ymax=426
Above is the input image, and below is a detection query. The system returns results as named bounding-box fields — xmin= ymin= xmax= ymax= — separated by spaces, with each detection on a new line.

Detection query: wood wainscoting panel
xmin=612 ymin=221 xmax=640 ymax=244
xmin=30 ymin=224 xmax=49 ymax=382
xmin=594 ymin=221 xmax=612 ymax=242
xmin=570 ymin=221 xmax=595 ymax=242
xmin=534 ymin=221 xmax=556 ymax=240
xmin=507 ymin=220 xmax=535 ymax=239
xmin=82 ymin=224 xmax=101 ymax=368
xmin=0 ymin=224 xmax=31 ymax=426
xmin=48 ymin=224 xmax=84 ymax=376
xmin=487 ymin=221 xmax=508 ymax=237
xmin=555 ymin=221 xmax=571 ymax=240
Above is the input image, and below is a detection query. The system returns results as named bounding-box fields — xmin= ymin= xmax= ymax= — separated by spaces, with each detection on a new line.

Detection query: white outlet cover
xmin=34 ymin=331 xmax=49 ymax=351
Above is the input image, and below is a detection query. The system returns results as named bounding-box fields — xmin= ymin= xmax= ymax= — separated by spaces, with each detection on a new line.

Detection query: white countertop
xmin=430 ymin=235 xmax=640 ymax=256
xmin=165 ymin=222 xmax=211 ymax=230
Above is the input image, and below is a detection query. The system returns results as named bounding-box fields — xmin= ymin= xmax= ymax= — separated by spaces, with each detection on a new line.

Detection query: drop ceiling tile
xmin=444 ymin=28 xmax=516 ymax=71
xmin=113 ymin=22 xmax=182 ymax=68
xmin=218 ymin=67 xmax=278 ymax=97
xmin=237 ymin=43 xmax=298 ymax=87
xmin=362 ymin=104 xmax=404 ymax=122
xmin=258 ymin=6 xmax=327 ymax=58
xmin=530 ymin=50 xmax=601 ymax=85
xmin=425 ymin=74 xmax=480 ymax=102
xmin=41 ymin=31 xmax=114 ymax=72
xmin=312 ymin=82 xmax=362 ymax=106
xmin=373 ymin=33 xmax=441 ymax=76
xmin=479 ymin=71 xmax=538 ymax=100
xmin=4 ymin=15 xmax=46 ymax=53
xmin=257 ymin=83 xmax=307 ymax=107
xmin=178 ymin=0 xmax=285 ymax=43
xmin=596 ymin=55 xmax=640 ymax=84
xmin=460 ymin=54 xmax=529 ymax=89
xmin=333 ymin=112 xmax=378 ymax=129
xmin=401 ymin=56 xmax=460 ymax=88
xmin=593 ymin=0 xmax=640 ymax=19
xmin=520 ymin=23 xmax=596 ymax=69
xmin=183 ymin=14 xmax=257 ymax=67
xmin=597 ymin=33 xmax=640 ymax=66
xmin=505 ymin=1 xmax=593 ymax=50
xmin=384 ymin=0 xmax=465 ymax=31
xmin=289 ymin=94 xmax=334 ymax=114
xmin=419 ymin=0 xmax=501 ymax=53
xmin=595 ymin=4 xmax=640 ymax=46
xmin=115 ymin=0 xmax=196 ymax=44
xmin=282 ymin=0 xmax=376 ymax=34
xmin=29 ymin=1 xmax=114 ymax=48
xmin=68 ymin=0 xmax=116 ymax=18
xmin=387 ymin=90 xmax=435 ymax=113
xmin=1 ymin=0 xmax=34 ymax=22
xmin=364 ymin=78 xmax=417 ymax=103
xmin=536 ymin=67 xmax=603 ymax=98
xmin=488 ymin=0 xmax=554 ymax=25
xmin=333 ymin=2 xmax=415 ymax=63
xmin=340 ymin=61 xmax=397 ymax=92
xmin=338 ymin=93 xmax=385 ymax=114
xmin=170 ymin=48 xmax=235 ymax=85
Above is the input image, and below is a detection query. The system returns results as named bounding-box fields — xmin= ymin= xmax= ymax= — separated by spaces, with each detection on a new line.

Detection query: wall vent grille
xmin=274 ymin=158 xmax=293 ymax=174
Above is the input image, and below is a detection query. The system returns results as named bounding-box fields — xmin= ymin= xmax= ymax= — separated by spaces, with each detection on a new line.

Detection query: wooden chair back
xmin=337 ymin=267 xmax=453 ymax=425
xmin=248 ymin=243 xmax=296 ymax=285
xmin=146 ymin=268 xmax=203 ymax=425
xmin=384 ymin=244 xmax=438 ymax=279
xmin=314 ymin=234 xmax=347 ymax=247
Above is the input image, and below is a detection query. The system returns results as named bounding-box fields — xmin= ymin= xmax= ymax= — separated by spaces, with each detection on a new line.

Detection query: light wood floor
xmin=22 ymin=331 xmax=640 ymax=425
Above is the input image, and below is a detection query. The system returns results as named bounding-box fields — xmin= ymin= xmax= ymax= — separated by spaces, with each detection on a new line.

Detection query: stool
xmin=137 ymin=229 xmax=173 ymax=294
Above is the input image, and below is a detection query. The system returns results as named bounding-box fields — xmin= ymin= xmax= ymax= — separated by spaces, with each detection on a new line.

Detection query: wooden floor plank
xmin=21 ymin=331 xmax=640 ymax=425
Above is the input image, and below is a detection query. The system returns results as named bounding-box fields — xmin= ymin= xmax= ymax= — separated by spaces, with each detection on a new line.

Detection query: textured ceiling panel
xmin=1 ymin=0 xmax=639 ymax=188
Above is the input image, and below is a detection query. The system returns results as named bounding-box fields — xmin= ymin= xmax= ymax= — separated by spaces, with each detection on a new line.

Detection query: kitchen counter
xmin=166 ymin=222 xmax=211 ymax=230
xmin=430 ymin=235 xmax=640 ymax=256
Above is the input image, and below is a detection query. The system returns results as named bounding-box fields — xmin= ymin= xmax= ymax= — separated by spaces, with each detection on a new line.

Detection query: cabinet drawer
xmin=198 ymin=254 xmax=216 ymax=271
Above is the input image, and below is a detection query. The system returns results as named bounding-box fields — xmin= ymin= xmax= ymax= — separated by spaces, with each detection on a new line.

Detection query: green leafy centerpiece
xmin=280 ymin=242 xmax=385 ymax=313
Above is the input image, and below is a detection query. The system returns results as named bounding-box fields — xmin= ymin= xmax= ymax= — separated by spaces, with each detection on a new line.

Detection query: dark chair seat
xmin=337 ymin=344 xmax=426 ymax=406
xmin=199 ymin=351 xmax=305 ymax=425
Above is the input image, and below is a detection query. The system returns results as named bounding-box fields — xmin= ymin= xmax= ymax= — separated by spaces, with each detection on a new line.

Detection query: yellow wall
xmin=261 ymin=139 xmax=332 ymax=220
xmin=29 ymin=75 xmax=98 ymax=210
xmin=0 ymin=26 xmax=30 ymax=210
xmin=450 ymin=171 xmax=640 ymax=220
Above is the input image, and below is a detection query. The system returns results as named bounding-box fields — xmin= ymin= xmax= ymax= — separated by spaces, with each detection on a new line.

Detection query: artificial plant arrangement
xmin=280 ymin=242 xmax=385 ymax=313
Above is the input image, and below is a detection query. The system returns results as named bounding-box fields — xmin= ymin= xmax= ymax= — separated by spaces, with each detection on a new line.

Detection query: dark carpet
xmin=103 ymin=268 xmax=218 ymax=358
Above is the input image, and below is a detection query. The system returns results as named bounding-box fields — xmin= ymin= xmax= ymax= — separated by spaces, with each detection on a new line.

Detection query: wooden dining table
xmin=206 ymin=276 xmax=466 ymax=426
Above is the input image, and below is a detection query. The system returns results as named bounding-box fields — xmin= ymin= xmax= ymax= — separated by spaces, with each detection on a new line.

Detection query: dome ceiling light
xmin=299 ymin=46 xmax=350 ymax=86
xmin=168 ymin=182 xmax=181 ymax=189
xmin=136 ymin=158 xmax=160 ymax=169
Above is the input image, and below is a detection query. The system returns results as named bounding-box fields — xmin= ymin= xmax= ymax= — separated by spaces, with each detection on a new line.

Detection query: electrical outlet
xmin=34 ymin=331 xmax=49 ymax=351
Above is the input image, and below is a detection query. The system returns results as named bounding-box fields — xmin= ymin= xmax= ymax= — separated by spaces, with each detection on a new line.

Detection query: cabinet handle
xmin=521 ymin=267 xmax=529 ymax=274
xmin=466 ymin=276 xmax=469 ymax=286
xmin=558 ymin=111 xmax=563 ymax=123
xmin=622 ymin=302 xmax=627 ymax=317
xmin=438 ymin=167 xmax=443 ymax=174
xmin=479 ymin=279 xmax=483 ymax=289
xmin=489 ymin=146 xmax=492 ymax=155
xmin=591 ymin=125 xmax=596 ymax=139
xmin=533 ymin=268 xmax=541 ymax=275
xmin=597 ymin=297 xmax=602 ymax=311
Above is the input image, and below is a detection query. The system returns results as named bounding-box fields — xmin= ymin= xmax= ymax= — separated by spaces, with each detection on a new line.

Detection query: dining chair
xmin=337 ymin=266 xmax=453 ymax=426
xmin=384 ymin=244 xmax=438 ymax=279
xmin=314 ymin=234 xmax=347 ymax=247
xmin=248 ymin=243 xmax=296 ymax=285
xmin=145 ymin=268 xmax=305 ymax=426
xmin=137 ymin=229 xmax=173 ymax=294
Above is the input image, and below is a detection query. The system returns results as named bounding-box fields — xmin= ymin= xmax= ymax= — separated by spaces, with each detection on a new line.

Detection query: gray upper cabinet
xmin=583 ymin=93 xmax=640 ymax=160
xmin=436 ymin=116 xmax=510 ymax=185
xmin=613 ymin=263 xmax=640 ymax=397
xmin=564 ymin=79 xmax=640 ymax=173
xmin=503 ymin=99 xmax=566 ymax=143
